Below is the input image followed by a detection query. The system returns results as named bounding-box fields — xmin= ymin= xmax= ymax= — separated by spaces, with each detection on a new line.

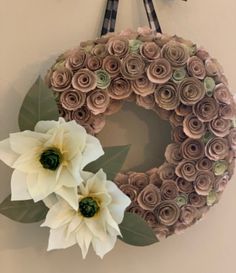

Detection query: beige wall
xmin=1 ymin=0 xmax=236 ymax=272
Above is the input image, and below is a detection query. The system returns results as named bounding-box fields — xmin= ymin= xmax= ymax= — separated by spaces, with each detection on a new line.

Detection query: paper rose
xmin=0 ymin=118 xmax=104 ymax=209
xmin=42 ymin=169 xmax=131 ymax=258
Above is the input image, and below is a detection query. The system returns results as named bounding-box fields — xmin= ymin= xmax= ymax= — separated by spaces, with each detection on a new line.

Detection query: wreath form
xmin=46 ymin=28 xmax=236 ymax=240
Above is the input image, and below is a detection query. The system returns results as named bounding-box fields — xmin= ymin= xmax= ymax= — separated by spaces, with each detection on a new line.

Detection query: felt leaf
xmin=119 ymin=212 xmax=158 ymax=246
xmin=0 ymin=195 xmax=48 ymax=223
xmin=84 ymin=145 xmax=130 ymax=180
xmin=18 ymin=76 xmax=59 ymax=131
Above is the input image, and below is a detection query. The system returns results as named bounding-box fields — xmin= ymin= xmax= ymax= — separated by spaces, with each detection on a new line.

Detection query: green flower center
xmin=79 ymin=197 xmax=99 ymax=218
xmin=39 ymin=148 xmax=62 ymax=171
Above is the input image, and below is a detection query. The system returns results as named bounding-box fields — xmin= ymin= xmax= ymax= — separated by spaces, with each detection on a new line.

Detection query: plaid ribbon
xmin=101 ymin=0 xmax=119 ymax=36
xmin=101 ymin=0 xmax=162 ymax=36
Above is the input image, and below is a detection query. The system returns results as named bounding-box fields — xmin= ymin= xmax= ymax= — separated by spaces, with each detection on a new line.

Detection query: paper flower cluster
xmin=46 ymin=27 xmax=236 ymax=240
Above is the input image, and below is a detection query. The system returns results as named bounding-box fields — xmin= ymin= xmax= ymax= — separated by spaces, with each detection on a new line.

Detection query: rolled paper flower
xmin=178 ymin=77 xmax=205 ymax=105
xmin=212 ymin=160 xmax=228 ymax=176
xmin=144 ymin=211 xmax=158 ymax=228
xmin=154 ymin=33 xmax=172 ymax=47
xmin=209 ymin=117 xmax=231 ymax=137
xmin=86 ymin=55 xmax=102 ymax=71
xmin=196 ymin=157 xmax=213 ymax=171
xmin=173 ymin=36 xmax=197 ymax=56
xmin=121 ymin=53 xmax=145 ymax=80
xmin=159 ymin=163 xmax=176 ymax=180
xmin=171 ymin=126 xmax=187 ymax=143
xmin=153 ymin=224 xmax=170 ymax=240
xmin=215 ymin=73 xmax=229 ymax=86
xmin=140 ymin=42 xmax=161 ymax=61
xmin=214 ymin=174 xmax=229 ymax=192
xmin=174 ymin=222 xmax=189 ymax=235
xmin=136 ymin=94 xmax=155 ymax=110
xmin=160 ymin=180 xmax=179 ymax=200
xmin=108 ymin=77 xmax=132 ymax=100
xmin=204 ymin=77 xmax=216 ymax=97
xmin=219 ymin=103 xmax=236 ymax=119
xmin=180 ymin=205 xmax=198 ymax=225
xmin=86 ymin=89 xmax=110 ymax=115
xmin=129 ymin=39 xmax=143 ymax=53
xmin=183 ymin=113 xmax=205 ymax=139
xmin=193 ymin=97 xmax=219 ymax=122
xmin=129 ymin=172 xmax=149 ymax=190
xmin=228 ymin=128 xmax=236 ymax=150
xmin=119 ymin=29 xmax=138 ymax=39
xmin=95 ymin=69 xmax=111 ymax=89
xmin=137 ymin=26 xmax=154 ymax=37
xmin=137 ymin=184 xmax=161 ymax=210
xmin=177 ymin=177 xmax=194 ymax=193
xmin=65 ymin=49 xmax=87 ymax=71
xmin=214 ymin=83 xmax=233 ymax=105
xmin=60 ymin=89 xmax=86 ymax=111
xmin=187 ymin=56 xmax=206 ymax=80
xmin=172 ymin=67 xmax=187 ymax=83
xmin=205 ymin=137 xmax=229 ymax=161
xmin=72 ymin=106 xmax=92 ymax=125
xmin=205 ymin=58 xmax=223 ymax=77
xmin=57 ymin=104 xmax=72 ymax=121
xmin=154 ymin=82 xmax=179 ymax=110
xmin=114 ymin=173 xmax=129 ymax=186
xmin=175 ymin=160 xmax=197 ymax=182
xmin=92 ymin=44 xmax=108 ymax=58
xmin=154 ymin=105 xmax=173 ymax=120
xmin=50 ymin=68 xmax=72 ymax=92
xmin=175 ymin=194 xmax=188 ymax=207
xmin=181 ymin=138 xmax=205 ymax=160
xmin=196 ymin=48 xmax=210 ymax=61
xmin=120 ymin=184 xmax=139 ymax=202
xmin=147 ymin=58 xmax=172 ymax=84
xmin=175 ymin=104 xmax=192 ymax=117
xmin=188 ymin=192 xmax=206 ymax=208
xmin=207 ymin=191 xmax=218 ymax=206
xmin=105 ymin=99 xmax=123 ymax=115
xmin=155 ymin=201 xmax=180 ymax=226
xmin=194 ymin=171 xmax=214 ymax=196
xmin=80 ymin=40 xmax=94 ymax=52
xmin=131 ymin=75 xmax=156 ymax=97
xmin=72 ymin=69 xmax=97 ymax=93
xmin=103 ymin=55 xmax=121 ymax=77
xmin=164 ymin=143 xmax=182 ymax=165
xmin=169 ymin=112 xmax=184 ymax=127
xmin=161 ymin=41 xmax=189 ymax=68
xmin=107 ymin=37 xmax=129 ymax=58
xmin=149 ymin=172 xmax=163 ymax=188
xmin=89 ymin=114 xmax=106 ymax=134
xmin=127 ymin=203 xmax=146 ymax=217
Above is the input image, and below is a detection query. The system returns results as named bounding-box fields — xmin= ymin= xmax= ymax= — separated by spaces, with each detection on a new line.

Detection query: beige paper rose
xmin=131 ymin=75 xmax=156 ymax=97
xmin=153 ymin=224 xmax=170 ymax=240
xmin=107 ymin=37 xmax=129 ymax=58
xmin=175 ymin=160 xmax=198 ymax=182
xmin=147 ymin=58 xmax=172 ymax=84
xmin=143 ymin=211 xmax=158 ymax=228
xmin=120 ymin=184 xmax=139 ymax=202
xmin=196 ymin=157 xmax=213 ymax=171
xmin=171 ymin=126 xmax=187 ymax=143
xmin=160 ymin=180 xmax=179 ymax=200
xmin=219 ymin=103 xmax=236 ymax=119
xmin=193 ymin=97 xmax=219 ymax=122
xmin=209 ymin=117 xmax=231 ymax=137
xmin=65 ymin=49 xmax=87 ymax=71
xmin=154 ymin=82 xmax=179 ymax=110
xmin=121 ymin=53 xmax=145 ymax=80
xmin=181 ymin=138 xmax=205 ymax=160
xmin=187 ymin=56 xmax=206 ymax=80
xmin=140 ymin=42 xmax=161 ymax=61
xmin=136 ymin=94 xmax=155 ymax=110
xmin=214 ymin=174 xmax=229 ymax=192
xmin=183 ymin=113 xmax=205 ymax=139
xmin=137 ymin=184 xmax=161 ymax=210
xmin=128 ymin=172 xmax=149 ymax=191
xmin=159 ymin=163 xmax=176 ymax=180
xmin=205 ymin=137 xmax=229 ymax=161
xmin=178 ymin=77 xmax=205 ymax=105
xmin=60 ymin=89 xmax=86 ymax=111
xmin=169 ymin=112 xmax=184 ymax=127
xmin=194 ymin=171 xmax=214 ymax=196
xmin=214 ymin=83 xmax=233 ymax=105
xmin=114 ymin=173 xmax=129 ymax=186
xmin=180 ymin=205 xmax=198 ymax=225
xmin=57 ymin=104 xmax=72 ymax=122
xmin=155 ymin=201 xmax=180 ymax=226
xmin=92 ymin=44 xmax=108 ymax=58
xmin=72 ymin=69 xmax=97 ymax=93
xmin=108 ymin=77 xmax=132 ymax=99
xmin=164 ymin=143 xmax=182 ymax=165
xmin=189 ymin=192 xmax=206 ymax=208
xmin=86 ymin=55 xmax=102 ymax=71
xmin=87 ymin=89 xmax=110 ymax=115
xmin=175 ymin=104 xmax=192 ymax=117
xmin=103 ymin=55 xmax=121 ymax=77
xmin=177 ymin=177 xmax=194 ymax=193
xmin=105 ymin=99 xmax=123 ymax=115
xmin=50 ymin=68 xmax=73 ymax=92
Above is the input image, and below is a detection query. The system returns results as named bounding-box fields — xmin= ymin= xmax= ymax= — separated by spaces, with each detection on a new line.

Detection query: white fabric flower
xmin=0 ymin=118 xmax=104 ymax=210
xmin=41 ymin=169 xmax=131 ymax=258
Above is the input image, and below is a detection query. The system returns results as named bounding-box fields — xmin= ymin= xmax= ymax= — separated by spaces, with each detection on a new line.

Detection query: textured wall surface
xmin=0 ymin=0 xmax=236 ymax=272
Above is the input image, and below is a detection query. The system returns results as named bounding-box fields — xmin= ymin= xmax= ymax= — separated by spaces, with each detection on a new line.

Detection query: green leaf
xmin=18 ymin=76 xmax=59 ymax=131
xmin=0 ymin=195 xmax=48 ymax=223
xmin=119 ymin=212 xmax=158 ymax=246
xmin=84 ymin=145 xmax=130 ymax=180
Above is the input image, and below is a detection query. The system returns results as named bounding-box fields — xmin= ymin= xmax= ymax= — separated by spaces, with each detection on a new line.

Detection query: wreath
xmin=0 ymin=0 xmax=235 ymax=259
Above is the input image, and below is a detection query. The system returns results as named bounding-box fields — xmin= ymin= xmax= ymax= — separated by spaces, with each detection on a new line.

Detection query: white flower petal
xmin=0 ymin=138 xmax=19 ymax=167
xmin=66 ymin=215 xmax=82 ymax=235
xmin=106 ymin=181 xmax=131 ymax=223
xmin=43 ymin=194 xmax=59 ymax=208
xmin=57 ymin=167 xmax=78 ymax=188
xmin=84 ymin=215 xmax=107 ymax=240
xmin=27 ymin=171 xmax=58 ymax=202
xmin=34 ymin=120 xmax=59 ymax=133
xmin=11 ymin=170 xmax=32 ymax=200
xmin=101 ymin=207 xmax=121 ymax=234
xmin=85 ymin=169 xmax=107 ymax=194
xmin=55 ymin=186 xmax=78 ymax=210
xmin=42 ymin=201 xmax=74 ymax=229
xmin=80 ymin=135 xmax=104 ymax=170
xmin=47 ymin=225 xmax=77 ymax=251
xmin=76 ymin=223 xmax=93 ymax=259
